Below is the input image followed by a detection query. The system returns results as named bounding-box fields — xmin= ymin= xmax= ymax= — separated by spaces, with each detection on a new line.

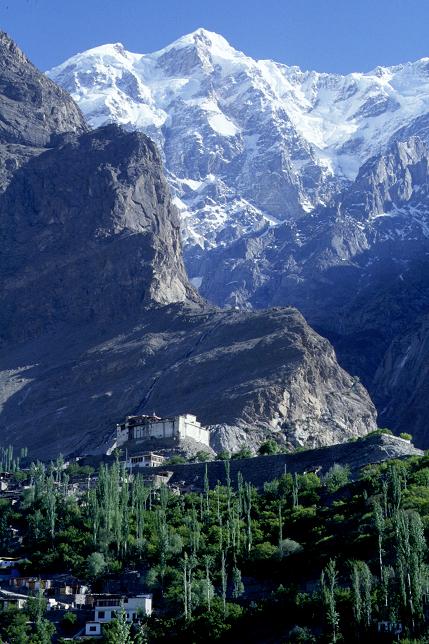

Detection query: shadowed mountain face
xmin=0 ymin=124 xmax=197 ymax=347
xmin=0 ymin=33 xmax=377 ymax=458
xmin=195 ymin=138 xmax=429 ymax=445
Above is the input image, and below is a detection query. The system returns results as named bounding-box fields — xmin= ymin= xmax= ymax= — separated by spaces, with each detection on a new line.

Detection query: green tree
xmin=232 ymin=565 xmax=244 ymax=598
xmin=323 ymin=464 xmax=350 ymax=493
xmin=258 ymin=440 xmax=279 ymax=455
xmin=395 ymin=509 xmax=426 ymax=627
xmin=29 ymin=618 xmax=56 ymax=644
xmin=86 ymin=551 xmax=106 ymax=579
xmin=26 ymin=590 xmax=48 ymax=624
xmin=321 ymin=559 xmax=339 ymax=643
xmin=373 ymin=500 xmax=385 ymax=584
xmin=103 ymin=609 xmax=132 ymax=644
xmin=351 ymin=561 xmax=372 ymax=629
xmin=0 ymin=607 xmax=30 ymax=643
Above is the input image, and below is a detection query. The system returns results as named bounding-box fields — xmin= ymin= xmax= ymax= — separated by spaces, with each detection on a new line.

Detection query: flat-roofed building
xmin=85 ymin=593 xmax=152 ymax=636
xmin=127 ymin=452 xmax=166 ymax=468
xmin=115 ymin=413 xmax=209 ymax=448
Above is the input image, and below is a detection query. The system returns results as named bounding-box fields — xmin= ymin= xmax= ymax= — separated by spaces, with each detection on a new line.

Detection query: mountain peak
xmin=155 ymin=28 xmax=241 ymax=62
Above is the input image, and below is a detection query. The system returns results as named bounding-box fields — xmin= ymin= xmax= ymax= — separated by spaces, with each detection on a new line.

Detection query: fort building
xmin=115 ymin=413 xmax=209 ymax=448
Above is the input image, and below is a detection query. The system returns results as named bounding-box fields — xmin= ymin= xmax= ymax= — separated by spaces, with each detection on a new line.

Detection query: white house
xmin=115 ymin=413 xmax=209 ymax=448
xmin=0 ymin=588 xmax=28 ymax=610
xmin=85 ymin=594 xmax=152 ymax=637
xmin=126 ymin=452 xmax=166 ymax=469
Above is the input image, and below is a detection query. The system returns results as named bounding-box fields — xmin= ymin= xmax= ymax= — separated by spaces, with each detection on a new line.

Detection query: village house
xmin=114 ymin=413 xmax=209 ymax=449
xmin=0 ymin=557 xmax=25 ymax=581
xmin=57 ymin=583 xmax=89 ymax=608
xmin=0 ymin=588 xmax=28 ymax=610
xmin=84 ymin=593 xmax=152 ymax=637
xmin=126 ymin=452 xmax=166 ymax=469
xmin=9 ymin=576 xmax=53 ymax=591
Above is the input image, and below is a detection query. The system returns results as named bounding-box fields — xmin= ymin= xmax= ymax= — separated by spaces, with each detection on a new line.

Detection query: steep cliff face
xmin=0 ymin=124 xmax=197 ymax=346
xmin=374 ymin=315 xmax=429 ymax=439
xmin=46 ymin=31 xmax=429 ymax=448
xmin=0 ymin=34 xmax=377 ymax=458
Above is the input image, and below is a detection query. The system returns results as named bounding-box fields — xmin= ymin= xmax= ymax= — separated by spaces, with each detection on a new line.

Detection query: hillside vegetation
xmin=1 ymin=448 xmax=429 ymax=642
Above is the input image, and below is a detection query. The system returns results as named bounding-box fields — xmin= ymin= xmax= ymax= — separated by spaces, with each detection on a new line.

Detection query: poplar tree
xmin=204 ymin=554 xmax=213 ymax=611
xmin=204 ymin=464 xmax=210 ymax=514
xmin=351 ymin=561 xmax=372 ymax=629
xmin=45 ymin=475 xmax=56 ymax=541
xmin=232 ymin=566 xmax=244 ymax=598
xmin=373 ymin=500 xmax=385 ymax=583
xmin=221 ymin=550 xmax=227 ymax=616
xmin=321 ymin=559 xmax=339 ymax=643
xmin=278 ymin=503 xmax=283 ymax=557
xmin=395 ymin=509 xmax=426 ymax=628
xmin=244 ymin=482 xmax=253 ymax=555
xmin=292 ymin=472 xmax=300 ymax=508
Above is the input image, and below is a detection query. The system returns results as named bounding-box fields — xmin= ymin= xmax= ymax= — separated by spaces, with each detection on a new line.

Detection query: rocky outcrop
xmin=0 ymin=302 xmax=377 ymax=458
xmin=0 ymin=35 xmax=378 ymax=459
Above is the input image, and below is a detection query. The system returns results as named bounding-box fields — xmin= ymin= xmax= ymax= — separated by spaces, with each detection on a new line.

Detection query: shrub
xmin=66 ymin=463 xmax=95 ymax=477
xmin=231 ymin=448 xmax=253 ymax=460
xmin=279 ymin=538 xmax=303 ymax=557
xmin=364 ymin=428 xmax=393 ymax=438
xmin=251 ymin=541 xmax=278 ymax=561
xmin=166 ymin=455 xmax=187 ymax=465
xmin=400 ymin=432 xmax=412 ymax=441
xmin=193 ymin=450 xmax=212 ymax=462
xmin=323 ymin=463 xmax=350 ymax=492
xmin=62 ymin=611 xmax=77 ymax=626
xmin=62 ymin=612 xmax=77 ymax=633
xmin=258 ymin=440 xmax=279 ymax=455
xmin=288 ymin=625 xmax=316 ymax=643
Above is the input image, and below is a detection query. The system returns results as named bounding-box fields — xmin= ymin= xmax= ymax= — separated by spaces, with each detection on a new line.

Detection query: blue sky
xmin=1 ymin=0 xmax=428 ymax=73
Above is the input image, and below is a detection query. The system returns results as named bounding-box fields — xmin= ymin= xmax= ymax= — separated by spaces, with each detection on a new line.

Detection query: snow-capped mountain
xmin=48 ymin=28 xmax=429 ymax=251
xmin=48 ymin=30 xmax=429 ymax=446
